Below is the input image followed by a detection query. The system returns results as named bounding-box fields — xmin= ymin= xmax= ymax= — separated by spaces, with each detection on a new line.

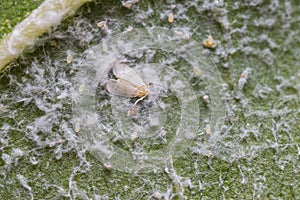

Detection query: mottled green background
xmin=0 ymin=0 xmax=299 ymax=199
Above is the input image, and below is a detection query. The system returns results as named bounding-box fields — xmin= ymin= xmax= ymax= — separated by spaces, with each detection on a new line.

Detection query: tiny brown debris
xmin=97 ymin=20 xmax=107 ymax=28
xmin=131 ymin=132 xmax=138 ymax=141
xmin=203 ymin=35 xmax=217 ymax=49
xmin=203 ymin=95 xmax=209 ymax=103
xmin=168 ymin=12 xmax=174 ymax=23
xmin=193 ymin=66 xmax=201 ymax=76
xmin=205 ymin=124 xmax=211 ymax=135
xmin=129 ymin=105 xmax=138 ymax=118
xmin=102 ymin=43 xmax=108 ymax=53
xmin=74 ymin=122 xmax=80 ymax=133
xmin=66 ymin=51 xmax=73 ymax=64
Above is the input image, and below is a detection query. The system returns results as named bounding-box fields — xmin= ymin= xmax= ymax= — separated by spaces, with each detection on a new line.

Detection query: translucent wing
xmin=106 ymin=79 xmax=142 ymax=97
xmin=113 ymin=64 xmax=145 ymax=87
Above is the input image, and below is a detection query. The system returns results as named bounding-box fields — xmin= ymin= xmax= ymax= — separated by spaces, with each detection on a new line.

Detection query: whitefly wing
xmin=113 ymin=63 xmax=145 ymax=87
xmin=106 ymin=79 xmax=141 ymax=97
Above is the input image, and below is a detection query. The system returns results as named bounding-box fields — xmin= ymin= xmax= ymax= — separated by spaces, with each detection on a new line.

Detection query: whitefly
xmin=106 ymin=63 xmax=149 ymax=105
